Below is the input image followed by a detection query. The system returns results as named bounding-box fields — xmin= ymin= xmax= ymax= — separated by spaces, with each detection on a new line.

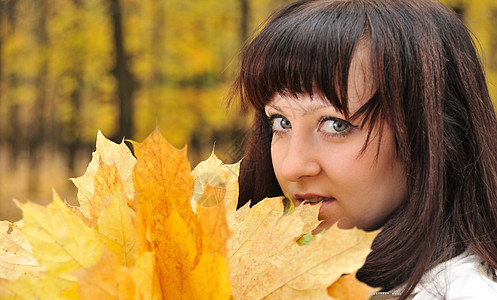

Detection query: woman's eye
xmin=269 ymin=115 xmax=292 ymax=131
xmin=319 ymin=118 xmax=352 ymax=134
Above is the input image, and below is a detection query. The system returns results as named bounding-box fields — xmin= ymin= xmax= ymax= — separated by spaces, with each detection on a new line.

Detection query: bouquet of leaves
xmin=0 ymin=130 xmax=378 ymax=299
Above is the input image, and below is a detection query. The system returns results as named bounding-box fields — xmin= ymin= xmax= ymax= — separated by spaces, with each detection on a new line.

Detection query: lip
xmin=293 ymin=193 xmax=336 ymax=205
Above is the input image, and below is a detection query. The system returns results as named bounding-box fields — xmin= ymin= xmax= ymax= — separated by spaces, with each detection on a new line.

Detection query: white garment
xmin=411 ymin=251 xmax=497 ymax=299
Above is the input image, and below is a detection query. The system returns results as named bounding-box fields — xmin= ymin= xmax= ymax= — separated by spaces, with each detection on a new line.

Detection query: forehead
xmin=266 ymin=41 xmax=375 ymax=115
xmin=347 ymin=40 xmax=375 ymax=111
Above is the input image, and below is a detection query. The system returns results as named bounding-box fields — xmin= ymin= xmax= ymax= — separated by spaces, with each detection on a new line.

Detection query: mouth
xmin=294 ymin=194 xmax=335 ymax=206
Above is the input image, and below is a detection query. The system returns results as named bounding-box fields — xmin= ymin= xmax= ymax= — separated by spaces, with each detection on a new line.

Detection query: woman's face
xmin=265 ymin=46 xmax=407 ymax=233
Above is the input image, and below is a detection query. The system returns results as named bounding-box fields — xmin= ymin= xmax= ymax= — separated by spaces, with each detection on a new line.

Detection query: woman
xmin=230 ymin=0 xmax=497 ymax=299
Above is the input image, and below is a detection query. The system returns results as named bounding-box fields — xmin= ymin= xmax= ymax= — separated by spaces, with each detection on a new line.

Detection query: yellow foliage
xmin=228 ymin=197 xmax=378 ymax=299
xmin=131 ymin=130 xmax=232 ymax=299
xmin=17 ymin=193 xmax=103 ymax=277
xmin=93 ymin=163 xmax=137 ymax=267
xmin=75 ymin=250 xmax=135 ymax=300
xmin=70 ymin=130 xmax=137 ymax=223
xmin=0 ymin=221 xmax=45 ymax=281
xmin=1 ymin=0 xmax=495 ymax=163
xmin=0 ymin=130 xmax=378 ymax=299
xmin=328 ymin=273 xmax=378 ymax=300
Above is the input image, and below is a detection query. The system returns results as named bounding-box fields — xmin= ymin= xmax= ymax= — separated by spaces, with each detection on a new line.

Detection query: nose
xmin=277 ymin=132 xmax=321 ymax=182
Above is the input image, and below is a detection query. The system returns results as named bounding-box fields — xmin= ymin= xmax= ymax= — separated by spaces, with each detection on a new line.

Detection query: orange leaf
xmin=328 ymin=273 xmax=379 ymax=300
xmin=132 ymin=251 xmax=162 ymax=300
xmin=132 ymin=129 xmax=231 ymax=299
xmin=75 ymin=250 xmax=135 ymax=300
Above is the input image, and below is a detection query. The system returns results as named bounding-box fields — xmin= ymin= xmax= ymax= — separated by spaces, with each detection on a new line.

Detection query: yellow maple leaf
xmin=131 ymin=129 xmax=231 ymax=299
xmin=0 ymin=275 xmax=80 ymax=299
xmin=73 ymin=130 xmax=230 ymax=299
xmin=0 ymin=220 xmax=45 ymax=281
xmin=71 ymin=130 xmax=136 ymax=224
xmin=191 ymin=151 xmax=238 ymax=254
xmin=0 ymin=192 xmax=103 ymax=299
xmin=328 ymin=273 xmax=379 ymax=300
xmin=0 ymin=132 xmax=138 ymax=299
xmin=227 ymin=197 xmax=377 ymax=299
xmin=0 ymin=129 xmax=378 ymax=300
xmin=131 ymin=251 xmax=162 ymax=300
xmin=93 ymin=163 xmax=137 ymax=267
xmin=17 ymin=192 xmax=103 ymax=278
xmin=191 ymin=150 xmax=240 ymax=213
xmin=75 ymin=250 xmax=135 ymax=300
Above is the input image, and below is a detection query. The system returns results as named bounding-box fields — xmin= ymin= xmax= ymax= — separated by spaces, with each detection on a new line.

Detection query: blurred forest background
xmin=0 ymin=0 xmax=496 ymax=221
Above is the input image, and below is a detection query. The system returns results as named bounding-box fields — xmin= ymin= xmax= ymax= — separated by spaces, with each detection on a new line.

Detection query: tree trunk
xmin=151 ymin=1 xmax=165 ymax=86
xmin=67 ymin=72 xmax=82 ymax=172
xmin=8 ymin=87 xmax=20 ymax=170
xmin=109 ymin=0 xmax=135 ymax=141
xmin=65 ymin=0 xmax=84 ymax=173
xmin=3 ymin=1 xmax=20 ymax=170
xmin=240 ymin=0 xmax=250 ymax=43
xmin=28 ymin=0 xmax=48 ymax=194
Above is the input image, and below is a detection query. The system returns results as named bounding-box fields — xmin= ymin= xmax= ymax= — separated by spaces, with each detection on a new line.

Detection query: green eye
xmin=332 ymin=121 xmax=347 ymax=132
xmin=279 ymin=118 xmax=291 ymax=129
xmin=319 ymin=116 xmax=357 ymax=136
xmin=321 ymin=119 xmax=348 ymax=133
xmin=269 ymin=115 xmax=292 ymax=131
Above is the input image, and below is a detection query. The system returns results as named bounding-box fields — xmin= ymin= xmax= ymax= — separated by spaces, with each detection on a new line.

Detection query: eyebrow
xmin=266 ymin=102 xmax=338 ymax=116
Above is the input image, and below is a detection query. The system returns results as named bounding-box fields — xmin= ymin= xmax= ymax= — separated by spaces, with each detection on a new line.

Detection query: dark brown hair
xmin=230 ymin=0 xmax=497 ymax=298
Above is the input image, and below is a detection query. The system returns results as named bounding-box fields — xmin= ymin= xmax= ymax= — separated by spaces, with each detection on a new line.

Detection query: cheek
xmin=319 ymin=145 xmax=366 ymax=185
xmin=324 ymin=140 xmax=406 ymax=229
xmin=270 ymin=140 xmax=279 ymax=170
xmin=270 ymin=140 xmax=287 ymax=189
xmin=354 ymin=148 xmax=407 ymax=229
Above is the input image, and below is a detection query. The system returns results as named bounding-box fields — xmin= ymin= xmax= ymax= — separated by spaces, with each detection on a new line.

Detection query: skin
xmin=265 ymin=43 xmax=407 ymax=233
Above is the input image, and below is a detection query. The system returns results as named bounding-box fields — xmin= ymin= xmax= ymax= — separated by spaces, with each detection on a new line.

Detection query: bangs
xmin=235 ymin=0 xmax=373 ymax=120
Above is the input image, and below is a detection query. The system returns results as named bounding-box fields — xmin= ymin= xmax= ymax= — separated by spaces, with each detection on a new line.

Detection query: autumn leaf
xmin=0 ymin=220 xmax=45 ymax=281
xmin=227 ymin=196 xmax=377 ymax=299
xmin=0 ymin=192 xmax=104 ymax=299
xmin=131 ymin=129 xmax=231 ymax=299
xmin=93 ymin=163 xmax=137 ymax=267
xmin=70 ymin=130 xmax=136 ymax=224
xmin=75 ymin=250 xmax=135 ymax=300
xmin=0 ymin=132 xmax=137 ymax=299
xmin=191 ymin=150 xmax=240 ymax=214
xmin=191 ymin=150 xmax=238 ymax=255
xmin=328 ymin=273 xmax=379 ymax=300
xmin=68 ymin=132 xmax=138 ymax=267
xmin=0 ymin=129 xmax=377 ymax=300
xmin=17 ymin=192 xmax=103 ymax=278
xmin=131 ymin=251 xmax=162 ymax=300
xmin=0 ymin=276 xmax=79 ymax=299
